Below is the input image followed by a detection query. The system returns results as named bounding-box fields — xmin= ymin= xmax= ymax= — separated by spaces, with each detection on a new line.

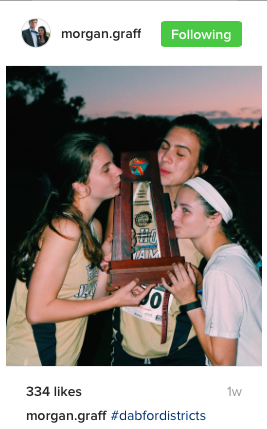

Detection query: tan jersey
xmin=113 ymin=236 xmax=203 ymax=359
xmin=7 ymin=222 xmax=99 ymax=366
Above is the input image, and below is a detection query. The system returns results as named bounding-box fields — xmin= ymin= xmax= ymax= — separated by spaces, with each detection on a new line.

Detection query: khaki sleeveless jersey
xmin=113 ymin=238 xmax=203 ymax=359
xmin=6 ymin=222 xmax=99 ymax=366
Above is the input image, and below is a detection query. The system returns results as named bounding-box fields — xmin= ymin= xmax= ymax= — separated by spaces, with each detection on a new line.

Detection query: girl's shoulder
xmin=44 ymin=217 xmax=81 ymax=242
xmin=205 ymin=244 xmax=261 ymax=284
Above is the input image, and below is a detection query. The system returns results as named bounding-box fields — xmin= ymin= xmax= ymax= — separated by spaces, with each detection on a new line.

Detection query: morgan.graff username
xmin=62 ymin=29 xmax=142 ymax=41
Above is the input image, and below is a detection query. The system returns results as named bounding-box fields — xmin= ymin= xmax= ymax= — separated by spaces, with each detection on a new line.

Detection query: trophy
xmin=109 ymin=151 xmax=185 ymax=343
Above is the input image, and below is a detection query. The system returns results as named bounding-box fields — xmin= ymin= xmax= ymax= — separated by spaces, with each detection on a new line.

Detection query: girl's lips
xmin=159 ymin=169 xmax=171 ymax=175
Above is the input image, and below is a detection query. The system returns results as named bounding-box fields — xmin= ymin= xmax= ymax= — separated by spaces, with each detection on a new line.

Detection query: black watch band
xmin=179 ymin=300 xmax=201 ymax=314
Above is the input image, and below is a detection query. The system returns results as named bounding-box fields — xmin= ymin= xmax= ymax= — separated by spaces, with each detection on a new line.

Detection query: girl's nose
xmin=116 ymin=166 xmax=123 ymax=176
xmin=161 ymin=149 xmax=172 ymax=164
xmin=172 ymin=209 xmax=180 ymax=221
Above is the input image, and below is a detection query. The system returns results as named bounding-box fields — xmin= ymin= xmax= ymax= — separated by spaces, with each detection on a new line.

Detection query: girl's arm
xmin=26 ymin=219 xmax=153 ymax=325
xmin=184 ymin=307 xmax=237 ymax=366
xmin=161 ymin=263 xmax=237 ymax=366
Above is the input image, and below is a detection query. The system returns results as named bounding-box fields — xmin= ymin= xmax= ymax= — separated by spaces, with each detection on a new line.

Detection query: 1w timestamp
xmin=26 ymin=386 xmax=82 ymax=397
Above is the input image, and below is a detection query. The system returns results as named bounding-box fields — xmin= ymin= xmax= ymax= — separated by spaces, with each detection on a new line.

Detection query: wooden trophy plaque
xmin=110 ymin=151 xmax=185 ymax=343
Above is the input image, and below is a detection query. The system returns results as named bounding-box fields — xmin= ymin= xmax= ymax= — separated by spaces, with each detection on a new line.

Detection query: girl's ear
xmin=191 ymin=163 xmax=208 ymax=179
xmin=72 ymin=182 xmax=91 ymax=197
xmin=72 ymin=182 xmax=83 ymax=192
xmin=208 ymin=212 xmax=223 ymax=228
xmin=201 ymin=164 xmax=208 ymax=174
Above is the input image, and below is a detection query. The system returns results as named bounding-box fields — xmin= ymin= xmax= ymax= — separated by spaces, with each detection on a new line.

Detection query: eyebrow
xmin=100 ymin=161 xmax=112 ymax=170
xmin=100 ymin=156 xmax=114 ymax=170
xmin=161 ymin=139 xmax=191 ymax=154
xmin=180 ymin=203 xmax=193 ymax=209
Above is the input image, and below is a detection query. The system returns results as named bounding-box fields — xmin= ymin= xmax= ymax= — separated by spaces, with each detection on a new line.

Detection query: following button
xmin=161 ymin=21 xmax=242 ymax=47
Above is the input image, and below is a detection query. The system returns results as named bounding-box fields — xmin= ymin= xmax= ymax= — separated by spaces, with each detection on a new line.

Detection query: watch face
xmin=129 ymin=158 xmax=149 ymax=176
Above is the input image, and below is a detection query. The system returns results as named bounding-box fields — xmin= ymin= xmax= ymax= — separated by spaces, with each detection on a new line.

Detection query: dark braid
xmin=186 ymin=174 xmax=260 ymax=265
xmin=223 ymin=218 xmax=260 ymax=265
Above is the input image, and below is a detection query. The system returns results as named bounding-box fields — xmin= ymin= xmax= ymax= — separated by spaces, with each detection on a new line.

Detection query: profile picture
xmin=22 ymin=18 xmax=50 ymax=48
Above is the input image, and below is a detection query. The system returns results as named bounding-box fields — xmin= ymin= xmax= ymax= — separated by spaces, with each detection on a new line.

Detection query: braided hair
xmin=190 ymin=174 xmax=260 ymax=265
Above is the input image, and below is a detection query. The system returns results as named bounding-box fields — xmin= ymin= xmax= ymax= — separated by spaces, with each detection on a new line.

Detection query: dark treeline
xmin=6 ymin=67 xmax=262 ymax=363
xmin=7 ymin=66 xmax=262 ymax=174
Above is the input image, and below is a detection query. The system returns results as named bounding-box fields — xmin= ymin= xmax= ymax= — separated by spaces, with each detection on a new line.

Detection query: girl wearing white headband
xmin=162 ymin=175 xmax=262 ymax=366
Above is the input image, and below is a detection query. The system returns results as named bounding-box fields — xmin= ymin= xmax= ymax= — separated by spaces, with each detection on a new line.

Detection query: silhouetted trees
xmin=7 ymin=66 xmax=262 ymax=176
xmin=219 ymin=122 xmax=262 ymax=175
xmin=7 ymin=66 xmax=86 ymax=170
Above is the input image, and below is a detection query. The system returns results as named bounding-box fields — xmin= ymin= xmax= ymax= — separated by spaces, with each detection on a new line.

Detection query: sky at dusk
xmin=48 ymin=66 xmax=262 ymax=128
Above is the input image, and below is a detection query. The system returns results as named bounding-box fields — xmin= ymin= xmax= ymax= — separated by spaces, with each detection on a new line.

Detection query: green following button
xmin=161 ymin=21 xmax=242 ymax=47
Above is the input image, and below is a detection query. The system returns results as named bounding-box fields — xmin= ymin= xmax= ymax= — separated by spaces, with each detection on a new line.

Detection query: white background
xmin=2 ymin=1 xmax=266 ymax=428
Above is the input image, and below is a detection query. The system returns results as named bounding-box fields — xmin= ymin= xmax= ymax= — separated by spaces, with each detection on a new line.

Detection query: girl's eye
xmin=177 ymin=152 xmax=184 ymax=157
xmin=104 ymin=168 xmax=109 ymax=173
xmin=183 ymin=208 xmax=189 ymax=213
xmin=160 ymin=143 xmax=168 ymax=150
xmin=173 ymin=201 xmax=177 ymax=209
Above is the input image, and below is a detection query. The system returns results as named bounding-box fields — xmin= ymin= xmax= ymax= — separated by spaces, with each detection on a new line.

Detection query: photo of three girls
xmin=6 ymin=115 xmax=262 ymax=367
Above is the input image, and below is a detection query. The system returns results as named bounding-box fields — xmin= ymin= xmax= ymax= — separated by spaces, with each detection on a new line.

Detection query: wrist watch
xmin=179 ymin=299 xmax=201 ymax=314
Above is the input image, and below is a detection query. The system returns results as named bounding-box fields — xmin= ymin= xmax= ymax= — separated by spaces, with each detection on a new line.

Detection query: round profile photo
xmin=22 ymin=19 xmax=51 ymax=48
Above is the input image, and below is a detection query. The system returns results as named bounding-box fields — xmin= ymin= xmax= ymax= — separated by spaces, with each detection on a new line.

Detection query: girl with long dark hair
xmin=6 ymin=133 xmax=152 ymax=366
xmin=163 ymin=175 xmax=262 ymax=366
xmin=38 ymin=26 xmax=49 ymax=46
xmin=110 ymin=115 xmax=223 ymax=366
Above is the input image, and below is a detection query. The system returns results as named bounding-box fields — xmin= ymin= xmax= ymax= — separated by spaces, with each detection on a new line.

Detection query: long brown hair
xmin=38 ymin=26 xmax=49 ymax=43
xmin=13 ymin=132 xmax=106 ymax=281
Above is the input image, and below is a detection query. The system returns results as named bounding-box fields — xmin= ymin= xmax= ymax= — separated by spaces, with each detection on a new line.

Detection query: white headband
xmin=184 ymin=177 xmax=233 ymax=223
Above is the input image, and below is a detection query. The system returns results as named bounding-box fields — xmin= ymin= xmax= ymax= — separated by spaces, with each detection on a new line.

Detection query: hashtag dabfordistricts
xmin=111 ymin=411 xmax=206 ymax=421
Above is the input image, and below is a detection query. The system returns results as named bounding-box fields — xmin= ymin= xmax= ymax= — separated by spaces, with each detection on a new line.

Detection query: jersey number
xmin=141 ymin=291 xmax=162 ymax=309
